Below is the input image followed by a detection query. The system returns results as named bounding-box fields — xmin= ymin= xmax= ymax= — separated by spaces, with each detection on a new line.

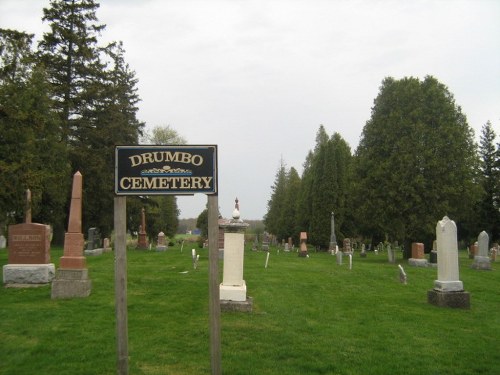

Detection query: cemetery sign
xmin=115 ymin=145 xmax=217 ymax=195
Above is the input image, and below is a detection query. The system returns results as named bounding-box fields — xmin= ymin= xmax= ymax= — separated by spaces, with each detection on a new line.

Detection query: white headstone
xmin=477 ymin=231 xmax=489 ymax=257
xmin=434 ymin=216 xmax=463 ymax=292
xmin=0 ymin=235 xmax=6 ymax=248
xmin=471 ymin=230 xmax=492 ymax=270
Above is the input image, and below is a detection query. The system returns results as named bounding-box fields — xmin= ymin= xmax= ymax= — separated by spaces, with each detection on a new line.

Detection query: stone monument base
xmin=220 ymin=297 xmax=253 ymax=312
xmin=51 ymin=268 xmax=91 ymax=299
xmin=84 ymin=248 xmax=103 ymax=256
xmin=408 ymin=258 xmax=428 ymax=267
xmin=3 ymin=264 xmax=55 ymax=286
xmin=470 ymin=256 xmax=491 ymax=270
xmin=427 ymin=289 xmax=470 ymax=309
xmin=220 ymin=282 xmax=246 ymax=302
xmin=298 ymin=251 xmax=308 ymax=257
xmin=155 ymin=245 xmax=168 ymax=252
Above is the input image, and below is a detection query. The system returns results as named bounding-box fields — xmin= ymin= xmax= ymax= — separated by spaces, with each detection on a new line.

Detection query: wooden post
xmin=208 ymin=194 xmax=221 ymax=375
xmin=114 ymin=196 xmax=128 ymax=375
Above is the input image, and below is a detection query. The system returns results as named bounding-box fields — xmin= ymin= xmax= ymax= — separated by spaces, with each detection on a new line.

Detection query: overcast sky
xmin=2 ymin=0 xmax=499 ymax=220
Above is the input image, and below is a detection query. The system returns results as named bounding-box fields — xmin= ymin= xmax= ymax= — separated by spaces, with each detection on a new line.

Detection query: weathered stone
xmin=220 ymin=297 xmax=253 ymax=312
xmin=408 ymin=258 xmax=428 ymax=267
xmin=51 ymin=272 xmax=91 ymax=299
xmin=427 ymin=289 xmax=470 ymax=309
xmin=3 ymin=264 xmax=55 ymax=285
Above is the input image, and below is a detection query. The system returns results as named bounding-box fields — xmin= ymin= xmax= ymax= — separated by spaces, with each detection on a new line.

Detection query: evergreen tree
xmin=0 ymin=29 xmax=70 ymax=230
xmin=354 ymin=76 xmax=478 ymax=250
xmin=309 ymin=131 xmax=352 ymax=248
xmin=478 ymin=121 xmax=500 ymax=241
xmin=38 ymin=0 xmax=105 ymax=144
xmin=38 ymin=1 xmax=144 ymax=237
xmin=264 ymin=159 xmax=288 ymax=239
xmin=281 ymin=167 xmax=301 ymax=243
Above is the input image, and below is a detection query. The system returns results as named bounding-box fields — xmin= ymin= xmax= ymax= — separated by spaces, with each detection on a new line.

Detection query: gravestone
xmin=252 ymin=234 xmax=258 ymax=251
xmin=343 ymin=238 xmax=352 ymax=254
xmin=298 ymin=232 xmax=308 ymax=257
xmin=491 ymin=243 xmax=498 ymax=262
xmin=156 ymin=231 xmax=168 ymax=252
xmin=220 ymin=198 xmax=252 ymax=312
xmin=469 ymin=242 xmax=477 ymax=259
xmin=51 ymin=171 xmax=91 ymax=298
xmin=336 ymin=250 xmax=343 ymax=265
xmin=429 ymin=240 xmax=438 ymax=264
xmin=0 ymin=235 xmax=6 ymax=249
xmin=387 ymin=244 xmax=395 ymax=264
xmin=360 ymin=243 xmax=367 ymax=258
xmin=409 ymin=242 xmax=428 ymax=267
xmin=3 ymin=189 xmax=55 ymax=286
xmin=471 ymin=231 xmax=491 ymax=270
xmin=261 ymin=232 xmax=269 ymax=252
xmin=84 ymin=227 xmax=103 ymax=256
xmin=103 ymin=237 xmax=112 ymax=252
xmin=137 ymin=208 xmax=149 ymax=250
xmin=427 ymin=216 xmax=470 ymax=309
xmin=329 ymin=212 xmax=337 ymax=254
xmin=398 ymin=264 xmax=407 ymax=284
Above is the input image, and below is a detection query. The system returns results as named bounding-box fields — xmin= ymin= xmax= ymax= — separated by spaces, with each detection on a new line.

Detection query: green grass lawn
xmin=1 ymin=244 xmax=499 ymax=375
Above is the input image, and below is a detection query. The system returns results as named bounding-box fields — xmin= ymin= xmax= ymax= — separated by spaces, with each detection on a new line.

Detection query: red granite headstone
xmin=411 ymin=242 xmax=425 ymax=259
xmin=8 ymin=223 xmax=51 ymax=264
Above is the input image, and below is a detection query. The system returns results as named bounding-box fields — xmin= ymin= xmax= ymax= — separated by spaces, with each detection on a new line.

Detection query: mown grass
xmin=1 ymin=244 xmax=499 ymax=374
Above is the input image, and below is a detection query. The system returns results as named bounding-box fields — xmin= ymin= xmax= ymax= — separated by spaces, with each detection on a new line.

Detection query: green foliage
xmin=354 ymin=76 xmax=479 ymax=248
xmin=266 ymin=126 xmax=353 ymax=249
xmin=263 ymin=160 xmax=287 ymax=239
xmin=143 ymin=124 xmax=187 ymax=145
xmin=0 ymin=30 xmax=70 ymax=229
xmin=196 ymin=207 xmax=208 ymax=238
xmin=2 ymin=1 xmax=147 ymax=238
xmin=309 ymin=131 xmax=352 ymax=247
xmin=478 ymin=121 xmax=500 ymax=241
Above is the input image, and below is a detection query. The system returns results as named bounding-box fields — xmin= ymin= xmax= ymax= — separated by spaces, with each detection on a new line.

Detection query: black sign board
xmin=115 ymin=145 xmax=217 ymax=195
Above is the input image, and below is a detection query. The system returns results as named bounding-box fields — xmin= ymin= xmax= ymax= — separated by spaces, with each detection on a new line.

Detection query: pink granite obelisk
xmin=51 ymin=171 xmax=91 ymax=298
xmin=59 ymin=171 xmax=86 ymax=269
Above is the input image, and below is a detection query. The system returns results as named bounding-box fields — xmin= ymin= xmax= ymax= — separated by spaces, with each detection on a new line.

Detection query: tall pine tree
xmin=38 ymin=1 xmax=144 ymax=237
xmin=478 ymin=121 xmax=500 ymax=241
xmin=0 ymin=29 xmax=70 ymax=231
